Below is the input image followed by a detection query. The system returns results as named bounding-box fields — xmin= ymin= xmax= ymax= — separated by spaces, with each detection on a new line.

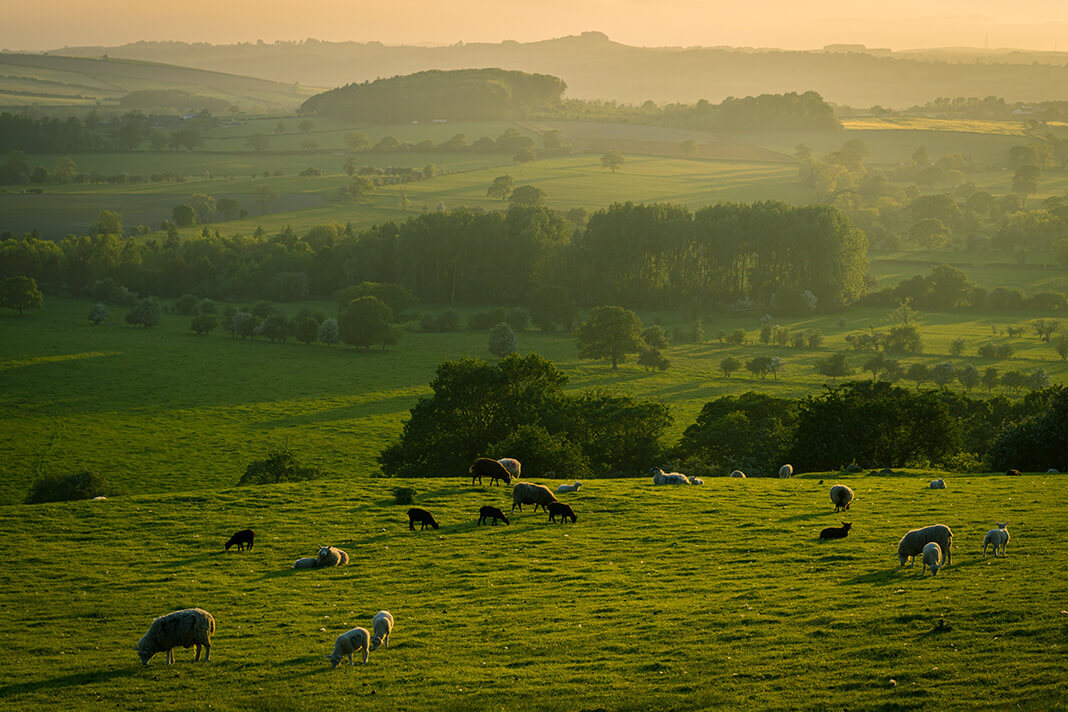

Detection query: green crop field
xmin=2 ymin=297 xmax=1066 ymax=503
xmin=0 ymin=473 xmax=1064 ymax=712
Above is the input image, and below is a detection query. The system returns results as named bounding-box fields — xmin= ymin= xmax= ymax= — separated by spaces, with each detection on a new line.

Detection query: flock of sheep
xmin=135 ymin=457 xmax=1019 ymax=665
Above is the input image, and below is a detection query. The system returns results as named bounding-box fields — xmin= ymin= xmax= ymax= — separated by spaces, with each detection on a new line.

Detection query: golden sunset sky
xmin=2 ymin=0 xmax=1067 ymax=51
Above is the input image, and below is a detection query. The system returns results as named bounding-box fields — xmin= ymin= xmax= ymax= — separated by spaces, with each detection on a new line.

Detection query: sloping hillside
xmin=0 ymin=53 xmax=317 ymax=111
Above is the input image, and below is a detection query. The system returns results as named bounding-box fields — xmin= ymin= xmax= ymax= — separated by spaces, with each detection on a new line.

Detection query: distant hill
xmin=48 ymin=33 xmax=1068 ymax=108
xmin=0 ymin=53 xmax=316 ymax=111
xmin=301 ymin=68 xmax=566 ymax=121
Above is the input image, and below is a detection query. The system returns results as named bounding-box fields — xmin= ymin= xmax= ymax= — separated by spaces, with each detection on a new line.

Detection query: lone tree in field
xmin=1012 ymin=164 xmax=1040 ymax=204
xmin=508 ymin=184 xmax=546 ymax=207
xmin=1032 ymin=318 xmax=1060 ymax=343
xmin=340 ymin=296 xmax=393 ymax=349
xmin=125 ymin=296 xmax=161 ymax=328
xmin=601 ymin=150 xmax=624 ymax=173
xmin=0 ymin=276 xmax=43 ymax=315
xmin=246 ymin=133 xmax=269 ymax=152
xmin=88 ymin=303 xmax=109 ymax=325
xmin=575 ymin=305 xmax=644 ymax=370
xmin=239 ymin=446 xmax=322 ymax=485
xmin=815 ymin=352 xmax=852 ymax=383
xmin=486 ymin=175 xmax=514 ymax=200
xmin=719 ymin=355 xmax=741 ymax=379
xmin=488 ymin=322 xmax=518 ymax=357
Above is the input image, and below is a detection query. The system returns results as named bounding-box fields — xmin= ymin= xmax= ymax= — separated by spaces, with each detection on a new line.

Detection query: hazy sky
xmin=3 ymin=0 xmax=1068 ymax=51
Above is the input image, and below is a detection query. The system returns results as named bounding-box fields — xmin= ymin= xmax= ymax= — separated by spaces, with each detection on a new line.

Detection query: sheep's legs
xmin=194 ymin=644 xmax=201 ymax=662
xmin=166 ymin=649 xmax=174 ymax=665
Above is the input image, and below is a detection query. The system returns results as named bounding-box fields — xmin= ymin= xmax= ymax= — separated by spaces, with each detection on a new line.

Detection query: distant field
xmin=0 ymin=473 xmax=1064 ymax=712
xmin=840 ymin=117 xmax=1031 ymax=136
xmin=1 ymin=297 xmax=1065 ymax=502
xmin=870 ymin=250 xmax=1068 ymax=294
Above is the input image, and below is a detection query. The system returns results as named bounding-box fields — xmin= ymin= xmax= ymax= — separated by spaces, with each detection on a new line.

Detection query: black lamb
xmin=547 ymin=501 xmax=577 ymax=524
xmin=408 ymin=507 xmax=439 ymax=531
xmin=225 ymin=529 xmax=255 ymax=551
xmin=819 ymin=522 xmax=852 ymax=540
xmin=468 ymin=458 xmax=512 ymax=486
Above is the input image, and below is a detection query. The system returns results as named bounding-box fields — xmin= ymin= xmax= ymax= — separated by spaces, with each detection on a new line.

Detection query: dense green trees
xmin=0 ymin=275 xmax=43 ymax=315
xmin=339 ymin=296 xmax=394 ymax=349
xmin=675 ymin=393 xmax=798 ymax=476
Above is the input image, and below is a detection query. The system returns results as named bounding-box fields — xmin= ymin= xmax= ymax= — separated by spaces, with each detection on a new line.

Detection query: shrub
xmin=238 ymin=447 xmax=322 ymax=485
xmin=506 ymin=307 xmax=530 ymax=332
xmin=88 ymin=303 xmax=109 ymax=325
xmin=175 ymin=294 xmax=200 ymax=315
xmin=26 ymin=470 xmax=110 ymax=504
xmin=638 ymin=345 xmax=669 ymax=372
xmin=392 ymin=487 xmax=417 ymax=505
xmin=421 ymin=309 xmax=462 ymax=332
xmin=317 ymin=318 xmax=339 ymax=345
xmin=191 ymin=314 xmax=218 ymax=335
xmin=488 ymin=322 xmax=518 ymax=357
xmin=642 ymin=325 xmax=670 ymax=349
xmin=469 ymin=308 xmax=508 ymax=330
xmin=125 ymin=297 xmax=161 ymax=328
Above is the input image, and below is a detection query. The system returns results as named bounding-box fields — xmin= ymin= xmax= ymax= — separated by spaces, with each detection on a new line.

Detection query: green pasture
xmin=870 ymin=250 xmax=1068 ymax=294
xmin=1 ymin=298 xmax=1066 ymax=502
xmin=0 ymin=473 xmax=1064 ymax=712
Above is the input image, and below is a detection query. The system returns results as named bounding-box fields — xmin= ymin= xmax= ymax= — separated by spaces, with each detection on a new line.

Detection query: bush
xmin=488 ymin=322 xmax=518 ymax=357
xmin=191 ymin=314 xmax=218 ymax=335
xmin=26 ymin=470 xmax=110 ymax=504
xmin=392 ymin=487 xmax=417 ymax=505
xmin=238 ymin=447 xmax=323 ymax=485
xmin=421 ymin=309 xmax=461 ymax=332
xmin=469 ymin=308 xmax=507 ymax=330
xmin=175 ymin=294 xmax=200 ymax=315
xmin=125 ymin=296 xmax=161 ymax=328
xmin=88 ymin=303 xmax=109 ymax=325
xmin=642 ymin=325 xmax=670 ymax=349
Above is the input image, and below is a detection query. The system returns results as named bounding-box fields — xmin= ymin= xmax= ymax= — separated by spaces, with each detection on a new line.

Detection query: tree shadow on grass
xmin=780 ymin=510 xmax=836 ymax=523
xmin=250 ymin=393 xmax=416 ymax=429
xmin=0 ymin=667 xmax=136 ymax=698
xmin=839 ymin=568 xmax=903 ymax=586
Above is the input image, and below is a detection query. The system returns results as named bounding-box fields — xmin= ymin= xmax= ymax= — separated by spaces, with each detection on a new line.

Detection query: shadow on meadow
xmin=0 ymin=667 xmax=136 ymax=698
xmin=251 ymin=393 xmax=418 ymax=429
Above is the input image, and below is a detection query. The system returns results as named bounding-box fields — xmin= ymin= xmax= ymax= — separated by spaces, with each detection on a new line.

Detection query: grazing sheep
xmin=1006 ymin=469 xmax=1022 ymax=476
xmin=819 ymin=522 xmax=852 ymax=540
xmin=650 ymin=467 xmax=691 ymax=485
xmin=328 ymin=627 xmax=370 ymax=667
xmin=779 ymin=464 xmax=794 ymax=479
xmin=929 ymin=479 xmax=946 ymax=489
xmin=469 ymin=457 xmax=512 ymax=486
xmin=1046 ymin=468 xmax=1059 ymax=474
xmin=407 ymin=507 xmax=439 ymax=530
xmin=370 ymin=611 xmax=394 ymax=651
xmin=225 ymin=529 xmax=255 ymax=551
xmin=729 ymin=470 xmax=747 ymax=478
xmin=829 ymin=485 xmax=854 ymax=512
xmin=478 ymin=505 xmax=510 ymax=526
xmin=690 ymin=477 xmax=704 ymax=485
xmin=922 ymin=542 xmax=943 ymax=575
xmin=555 ymin=481 xmax=582 ymax=494
xmin=317 ymin=546 xmax=349 ymax=567
xmin=983 ymin=523 xmax=1010 ymax=557
xmin=136 ymin=608 xmax=215 ymax=665
xmin=293 ymin=557 xmax=318 ymax=569
xmin=498 ymin=458 xmax=522 ymax=481
xmin=897 ymin=524 xmax=954 ymax=568
xmin=547 ymin=501 xmax=577 ymax=524
xmin=511 ymin=482 xmax=558 ymax=513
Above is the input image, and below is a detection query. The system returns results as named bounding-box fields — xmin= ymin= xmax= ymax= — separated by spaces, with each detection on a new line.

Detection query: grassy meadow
xmin=0 ymin=473 xmax=1064 ymax=712
xmin=2 ymin=297 xmax=1066 ymax=502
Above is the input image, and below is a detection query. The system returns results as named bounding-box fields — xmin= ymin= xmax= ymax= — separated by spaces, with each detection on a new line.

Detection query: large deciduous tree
xmin=575 ymin=305 xmax=644 ymax=369
xmin=339 ymin=296 xmax=393 ymax=349
xmin=0 ymin=275 xmax=43 ymax=315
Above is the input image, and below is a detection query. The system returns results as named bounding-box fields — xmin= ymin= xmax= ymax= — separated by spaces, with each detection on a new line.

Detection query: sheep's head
xmin=998 ymin=522 xmax=1008 ymax=530
xmin=841 ymin=522 xmax=852 ymax=531
xmin=317 ymin=546 xmax=331 ymax=558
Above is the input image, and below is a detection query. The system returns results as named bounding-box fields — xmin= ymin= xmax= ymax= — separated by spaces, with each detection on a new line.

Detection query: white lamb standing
xmin=922 ymin=542 xmax=943 ymax=575
xmin=136 ymin=608 xmax=215 ymax=665
xmin=983 ymin=523 xmax=1010 ymax=557
xmin=329 ymin=627 xmax=371 ymax=667
xmin=898 ymin=524 xmax=953 ymax=568
xmin=555 ymin=481 xmax=581 ymax=494
xmin=371 ymin=611 xmax=394 ymax=651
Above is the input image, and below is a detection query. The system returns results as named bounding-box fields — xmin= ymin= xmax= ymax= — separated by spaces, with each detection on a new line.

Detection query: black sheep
xmin=547 ymin=501 xmax=577 ymax=524
xmin=225 ymin=529 xmax=255 ymax=551
xmin=819 ymin=522 xmax=852 ymax=540
xmin=407 ymin=507 xmax=439 ymax=530
xmin=477 ymin=505 xmax=510 ymax=526
xmin=468 ymin=458 xmax=511 ymax=486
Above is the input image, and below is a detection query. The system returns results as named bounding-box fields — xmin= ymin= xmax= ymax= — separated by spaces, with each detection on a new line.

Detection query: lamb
xmin=370 ymin=611 xmax=394 ymax=651
xmin=478 ymin=505 xmax=510 ymax=526
xmin=689 ymin=477 xmax=704 ymax=485
xmin=983 ymin=523 xmax=1010 ymax=557
xmin=136 ymin=608 xmax=215 ymax=665
xmin=469 ymin=457 xmax=512 ymax=486
xmin=921 ymin=542 xmax=943 ymax=575
xmin=829 ymin=485 xmax=854 ymax=512
xmin=778 ymin=464 xmax=794 ymax=479
xmin=650 ymin=467 xmax=691 ymax=485
xmin=511 ymin=482 xmax=558 ymax=513
xmin=929 ymin=479 xmax=946 ymax=489
xmin=317 ymin=546 xmax=349 ymax=567
xmin=547 ymin=501 xmax=577 ymax=523
xmin=729 ymin=470 xmax=746 ymax=478
xmin=819 ymin=522 xmax=852 ymax=540
xmin=293 ymin=557 xmax=319 ymax=569
xmin=897 ymin=524 xmax=953 ymax=567
xmin=328 ymin=627 xmax=370 ymax=667
xmin=225 ymin=529 xmax=254 ymax=551
xmin=407 ymin=507 xmax=439 ymax=530
xmin=555 ymin=481 xmax=582 ymax=494
xmin=498 ymin=457 xmax=522 ymax=481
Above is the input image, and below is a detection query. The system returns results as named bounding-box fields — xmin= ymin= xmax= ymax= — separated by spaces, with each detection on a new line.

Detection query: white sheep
xmin=511 ymin=482 xmax=558 ymax=512
xmin=293 ymin=557 xmax=318 ymax=569
xmin=555 ymin=481 xmax=581 ymax=494
xmin=929 ymin=479 xmax=946 ymax=489
xmin=898 ymin=524 xmax=953 ymax=567
xmin=498 ymin=458 xmax=522 ymax=481
xmin=983 ymin=523 xmax=1010 ymax=557
xmin=690 ymin=476 xmax=704 ymax=485
xmin=317 ymin=546 xmax=349 ymax=567
xmin=136 ymin=608 xmax=215 ymax=665
xmin=829 ymin=484 xmax=854 ymax=512
xmin=778 ymin=464 xmax=794 ymax=478
xmin=371 ymin=611 xmax=394 ymax=651
xmin=650 ymin=467 xmax=691 ymax=485
xmin=328 ymin=627 xmax=370 ymax=667
xmin=922 ymin=542 xmax=943 ymax=575
xmin=729 ymin=470 xmax=747 ymax=478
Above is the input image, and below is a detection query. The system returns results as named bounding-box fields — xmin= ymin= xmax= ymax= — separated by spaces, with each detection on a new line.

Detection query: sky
xmin=2 ymin=0 xmax=1068 ymax=52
